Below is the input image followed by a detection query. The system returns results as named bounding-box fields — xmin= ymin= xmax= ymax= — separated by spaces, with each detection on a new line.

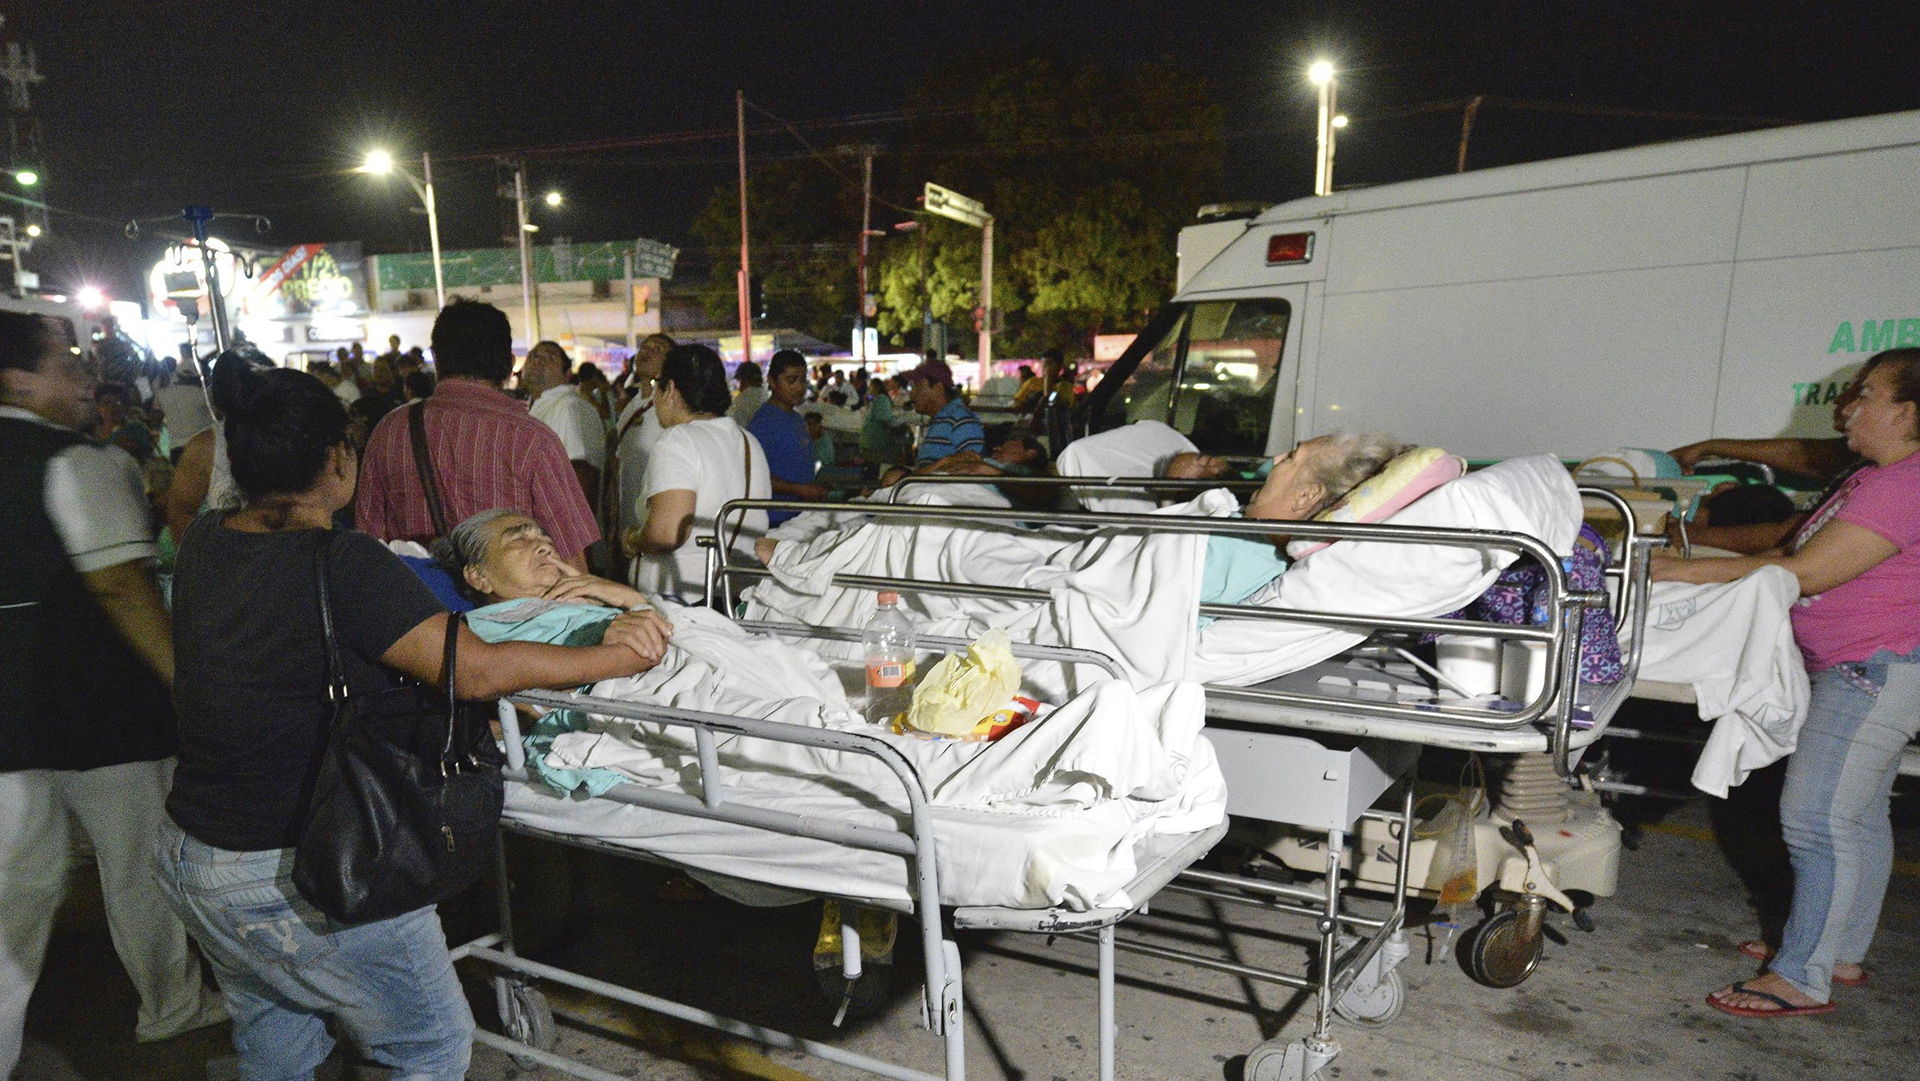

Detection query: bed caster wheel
xmin=1466 ymin=903 xmax=1544 ymax=988
xmin=1334 ymin=967 xmax=1405 ymax=1028
xmin=1245 ymin=1036 xmax=1338 ymax=1081
xmin=1244 ymin=1042 xmax=1289 ymax=1081
xmin=502 ymin=984 xmax=555 ymax=1068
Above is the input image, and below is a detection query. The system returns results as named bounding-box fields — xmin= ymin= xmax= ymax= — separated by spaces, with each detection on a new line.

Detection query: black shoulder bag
xmin=292 ymin=535 xmax=504 ymax=925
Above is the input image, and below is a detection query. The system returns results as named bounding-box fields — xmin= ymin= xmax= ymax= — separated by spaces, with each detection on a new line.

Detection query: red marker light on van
xmin=1266 ymin=232 xmax=1314 ymax=264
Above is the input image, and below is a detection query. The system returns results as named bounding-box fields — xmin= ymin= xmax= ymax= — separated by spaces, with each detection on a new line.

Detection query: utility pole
xmin=1457 ymin=96 xmax=1485 ymax=173
xmin=513 ymin=165 xmax=536 ymax=344
xmin=855 ymin=145 xmax=874 ymax=360
xmin=735 ymin=90 xmax=753 ymax=365
xmin=623 ymin=248 xmax=636 ymax=353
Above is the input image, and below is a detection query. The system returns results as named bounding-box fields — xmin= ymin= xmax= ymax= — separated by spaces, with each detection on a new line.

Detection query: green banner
xmin=374 ymin=238 xmax=677 ymax=292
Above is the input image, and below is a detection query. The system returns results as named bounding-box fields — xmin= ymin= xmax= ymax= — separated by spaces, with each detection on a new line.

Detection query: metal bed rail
xmin=887 ymin=471 xmax=1264 ymax=503
xmin=709 ymin=492 xmax=1620 ymax=769
xmin=472 ymin=688 xmax=964 ymax=1081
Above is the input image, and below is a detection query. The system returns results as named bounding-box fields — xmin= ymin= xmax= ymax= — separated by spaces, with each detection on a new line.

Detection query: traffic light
xmin=749 ymin=275 xmax=767 ymax=321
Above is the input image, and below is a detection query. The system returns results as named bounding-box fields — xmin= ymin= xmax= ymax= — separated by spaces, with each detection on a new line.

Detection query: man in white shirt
xmin=728 ymin=360 xmax=768 ymax=428
xmin=522 ymin=340 xmax=606 ymax=507
xmin=606 ymin=334 xmax=674 ymax=543
xmin=0 ymin=311 xmax=224 ymax=1072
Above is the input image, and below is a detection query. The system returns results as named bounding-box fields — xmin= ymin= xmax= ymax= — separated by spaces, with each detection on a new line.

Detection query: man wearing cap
xmin=903 ymin=358 xmax=985 ymax=466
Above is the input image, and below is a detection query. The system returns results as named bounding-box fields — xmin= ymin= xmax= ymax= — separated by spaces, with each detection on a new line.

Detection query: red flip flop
xmin=1737 ymin=941 xmax=1867 ymax=987
xmin=1707 ymin=981 xmax=1836 ymax=1018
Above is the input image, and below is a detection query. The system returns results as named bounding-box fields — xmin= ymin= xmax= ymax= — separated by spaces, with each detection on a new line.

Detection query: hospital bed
xmin=699 ymin=480 xmax=1653 ymax=1081
xmin=453 ymin=630 xmax=1230 ymax=1081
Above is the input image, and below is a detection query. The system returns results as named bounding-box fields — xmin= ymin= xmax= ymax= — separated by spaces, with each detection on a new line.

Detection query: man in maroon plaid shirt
xmin=356 ymin=299 xmax=599 ymax=571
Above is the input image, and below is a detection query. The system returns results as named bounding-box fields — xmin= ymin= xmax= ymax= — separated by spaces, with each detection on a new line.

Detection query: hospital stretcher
xmin=453 ymin=632 xmax=1229 ymax=1081
xmin=697 ymin=484 xmax=1655 ymax=1081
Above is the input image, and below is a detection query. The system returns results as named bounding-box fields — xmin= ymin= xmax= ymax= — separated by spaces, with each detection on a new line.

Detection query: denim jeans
xmin=153 ymin=819 xmax=473 ymax=1081
xmin=1771 ymin=647 xmax=1920 ymax=1002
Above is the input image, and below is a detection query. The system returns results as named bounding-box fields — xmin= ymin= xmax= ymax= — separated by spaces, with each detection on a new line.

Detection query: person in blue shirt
xmin=903 ymin=358 xmax=985 ymax=465
xmin=748 ymin=349 xmax=825 ymax=525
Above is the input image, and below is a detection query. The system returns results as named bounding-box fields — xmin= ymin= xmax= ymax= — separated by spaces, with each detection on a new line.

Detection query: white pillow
xmin=1191 ymin=455 xmax=1583 ymax=687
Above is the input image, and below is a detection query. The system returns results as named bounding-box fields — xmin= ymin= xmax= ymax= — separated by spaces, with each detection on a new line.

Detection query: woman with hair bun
xmin=156 ymin=353 xmax=673 ymax=1081
xmin=622 ymin=343 xmax=772 ymax=602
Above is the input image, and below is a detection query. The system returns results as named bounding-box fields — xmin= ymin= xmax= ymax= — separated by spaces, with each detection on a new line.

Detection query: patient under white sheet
xmin=472 ymin=602 xmax=1227 ymax=910
xmin=741 ymin=454 xmax=1584 ymax=696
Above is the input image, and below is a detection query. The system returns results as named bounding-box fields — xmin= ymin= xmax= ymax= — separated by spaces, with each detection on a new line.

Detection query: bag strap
xmin=440 ymin=610 xmax=464 ymax=760
xmin=408 ymin=401 xmax=451 ymax=540
xmin=313 ymin=532 xmax=349 ymax=705
xmin=727 ymin=432 xmax=754 ymax=558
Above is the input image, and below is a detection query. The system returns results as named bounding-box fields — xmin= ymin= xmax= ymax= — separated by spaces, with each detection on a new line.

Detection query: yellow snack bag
xmin=904 ymin=629 xmax=1023 ymax=736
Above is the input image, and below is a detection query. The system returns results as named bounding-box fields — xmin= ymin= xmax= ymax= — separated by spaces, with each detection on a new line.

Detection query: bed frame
xmin=455 ymin=635 xmax=1226 ymax=1081
xmin=699 ymin=482 xmax=1655 ymax=1080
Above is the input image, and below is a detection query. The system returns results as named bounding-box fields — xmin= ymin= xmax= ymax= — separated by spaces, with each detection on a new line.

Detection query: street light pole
xmin=513 ymin=166 xmax=536 ymax=343
xmin=736 ymin=90 xmax=753 ymax=365
xmin=360 ymin=149 xmax=447 ymax=309
xmin=421 ymin=152 xmax=445 ymax=309
xmin=1309 ymin=60 xmax=1336 ymax=196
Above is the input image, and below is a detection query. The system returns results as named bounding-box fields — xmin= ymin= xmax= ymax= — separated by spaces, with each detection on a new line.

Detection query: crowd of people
xmin=0 ymin=295 xmax=1100 ymax=1079
xmin=10 ymin=280 xmax=1908 ymax=1076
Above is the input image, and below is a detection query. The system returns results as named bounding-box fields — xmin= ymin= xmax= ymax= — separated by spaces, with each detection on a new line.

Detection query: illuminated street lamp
xmin=13 ymin=169 xmax=36 ymax=186
xmin=358 ymin=148 xmax=446 ymax=309
xmin=1308 ymin=60 xmax=1337 ymax=196
xmin=543 ymin=190 xmax=563 ymax=208
xmin=77 ymin=285 xmax=105 ymax=310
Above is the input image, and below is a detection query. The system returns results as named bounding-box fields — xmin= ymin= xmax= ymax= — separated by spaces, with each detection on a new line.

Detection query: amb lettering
xmin=1828 ymin=318 xmax=1920 ymax=354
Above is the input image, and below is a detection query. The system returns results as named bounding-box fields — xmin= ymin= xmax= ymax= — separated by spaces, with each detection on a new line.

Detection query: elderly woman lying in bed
xmin=756 ymin=431 xmax=1403 ymax=605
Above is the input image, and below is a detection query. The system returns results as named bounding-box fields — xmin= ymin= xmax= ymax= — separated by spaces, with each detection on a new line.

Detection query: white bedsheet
xmin=1635 ymin=567 xmax=1808 ymax=797
xmin=742 ymin=454 xmax=1584 ymax=696
xmin=506 ymin=610 xmax=1226 ymax=911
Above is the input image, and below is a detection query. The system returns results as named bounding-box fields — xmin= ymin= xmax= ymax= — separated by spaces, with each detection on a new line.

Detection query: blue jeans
xmin=1771 ymin=648 xmax=1920 ymax=1002
xmin=153 ymin=819 xmax=474 ymax=1081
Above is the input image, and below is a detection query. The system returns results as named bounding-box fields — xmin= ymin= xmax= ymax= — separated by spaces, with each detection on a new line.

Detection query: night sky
xmin=10 ymin=1 xmax=1918 ymax=302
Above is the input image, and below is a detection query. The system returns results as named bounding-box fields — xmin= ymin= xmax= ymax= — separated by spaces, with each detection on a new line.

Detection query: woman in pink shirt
xmin=1654 ymin=348 xmax=1920 ymax=1017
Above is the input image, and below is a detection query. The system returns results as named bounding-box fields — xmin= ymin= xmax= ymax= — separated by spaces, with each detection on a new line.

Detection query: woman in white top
xmin=624 ymin=344 xmax=771 ymax=602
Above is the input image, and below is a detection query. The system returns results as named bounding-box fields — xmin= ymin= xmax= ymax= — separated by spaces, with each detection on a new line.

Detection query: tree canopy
xmin=691 ymin=55 xmax=1223 ymax=356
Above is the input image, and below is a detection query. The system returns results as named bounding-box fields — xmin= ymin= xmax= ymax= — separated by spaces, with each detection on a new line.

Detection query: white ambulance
xmin=1086 ymin=109 xmax=1920 ymax=461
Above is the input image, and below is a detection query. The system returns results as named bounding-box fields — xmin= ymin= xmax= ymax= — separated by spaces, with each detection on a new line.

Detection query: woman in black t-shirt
xmin=157 ymin=349 xmax=669 ymax=1081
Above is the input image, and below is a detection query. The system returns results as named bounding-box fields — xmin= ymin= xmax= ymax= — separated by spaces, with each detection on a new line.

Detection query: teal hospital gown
xmin=466 ymin=597 xmax=628 ymax=796
xmin=1198 ymin=532 xmax=1290 ymax=626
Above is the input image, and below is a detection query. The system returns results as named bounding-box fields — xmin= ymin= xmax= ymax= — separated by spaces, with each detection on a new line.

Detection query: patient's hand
xmin=545 ymin=573 xmax=649 ymax=610
xmin=602 ymin=609 xmax=673 ymax=666
xmin=755 ymin=537 xmax=779 ymax=564
xmin=1165 ymin=452 xmax=1230 ymax=480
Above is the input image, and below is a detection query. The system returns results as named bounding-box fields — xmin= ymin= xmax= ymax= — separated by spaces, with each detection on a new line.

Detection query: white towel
xmin=1636 ymin=567 xmax=1808 ymax=797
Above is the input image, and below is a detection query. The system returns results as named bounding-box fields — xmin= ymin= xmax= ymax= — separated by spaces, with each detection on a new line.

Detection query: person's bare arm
xmin=569 ymin=461 xmax=601 ymax=512
xmin=1671 ymin=517 xmax=1803 ymax=556
xmin=160 ymin=429 xmax=213 ymax=544
xmin=381 ymin=611 xmax=668 ymax=699
xmin=630 ymin=489 xmax=697 ymax=555
xmin=1669 ymin=437 xmax=1852 ymax=480
xmin=1651 ymin=519 xmax=1897 ymax=595
xmin=769 ymin=476 xmax=829 ymax=501
xmin=80 ymin=559 xmax=174 ymax=685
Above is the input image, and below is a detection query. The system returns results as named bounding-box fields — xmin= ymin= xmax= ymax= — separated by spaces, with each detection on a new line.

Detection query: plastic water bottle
xmin=863 ymin=592 xmax=917 ymax=725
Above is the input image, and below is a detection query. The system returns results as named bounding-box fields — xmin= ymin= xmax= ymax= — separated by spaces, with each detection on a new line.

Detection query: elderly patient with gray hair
xmin=434 ymin=508 xmax=672 ymax=647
